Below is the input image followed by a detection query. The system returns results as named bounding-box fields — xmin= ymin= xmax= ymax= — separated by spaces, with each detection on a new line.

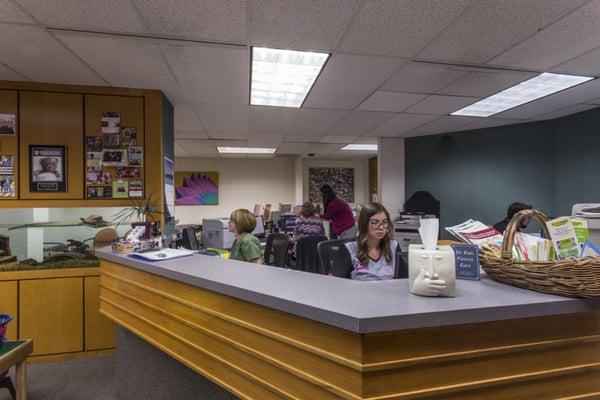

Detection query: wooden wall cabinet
xmin=0 ymin=281 xmax=18 ymax=340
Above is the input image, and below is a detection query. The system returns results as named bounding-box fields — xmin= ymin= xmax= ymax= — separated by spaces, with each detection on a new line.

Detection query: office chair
xmin=181 ymin=226 xmax=200 ymax=250
xmin=394 ymin=249 xmax=409 ymax=279
xmin=317 ymin=239 xmax=353 ymax=277
xmin=264 ymin=233 xmax=290 ymax=268
xmin=295 ymin=235 xmax=328 ymax=273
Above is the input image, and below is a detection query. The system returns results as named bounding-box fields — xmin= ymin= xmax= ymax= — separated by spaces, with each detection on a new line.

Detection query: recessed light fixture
xmin=450 ymin=73 xmax=594 ymax=117
xmin=217 ymin=146 xmax=276 ymax=154
xmin=341 ymin=144 xmax=378 ymax=151
xmin=250 ymin=47 xmax=329 ymax=108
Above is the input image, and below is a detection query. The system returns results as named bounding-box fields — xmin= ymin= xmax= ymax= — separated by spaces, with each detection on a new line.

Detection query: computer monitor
xmin=181 ymin=226 xmax=199 ymax=250
xmin=252 ymin=216 xmax=265 ymax=237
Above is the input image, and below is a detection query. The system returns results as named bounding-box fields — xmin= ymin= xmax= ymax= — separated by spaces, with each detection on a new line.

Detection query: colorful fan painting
xmin=174 ymin=172 xmax=218 ymax=205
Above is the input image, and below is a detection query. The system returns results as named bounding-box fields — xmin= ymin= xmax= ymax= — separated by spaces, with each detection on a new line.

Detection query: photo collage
xmin=86 ymin=112 xmax=144 ymax=199
xmin=0 ymin=155 xmax=15 ymax=197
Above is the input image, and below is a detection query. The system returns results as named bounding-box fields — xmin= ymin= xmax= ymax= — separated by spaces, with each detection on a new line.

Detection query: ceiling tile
xmin=247 ymin=154 xmax=275 ymax=159
xmin=211 ymin=139 xmax=247 ymax=147
xmin=0 ymin=25 xmax=104 ymax=85
xmin=207 ymin=131 xmax=248 ymax=140
xmin=327 ymin=150 xmax=374 ymax=160
xmin=304 ymin=54 xmax=405 ymax=110
xmin=0 ymin=0 xmax=35 ymax=23
xmin=0 ymin=64 xmax=27 ymax=81
xmin=160 ymin=43 xmax=248 ymax=105
xmin=490 ymin=1 xmax=600 ymax=70
xmin=329 ymin=110 xmax=395 ymax=136
xmin=404 ymin=95 xmax=479 ymax=115
xmin=55 ymin=32 xmax=186 ymax=102
xmin=417 ymin=0 xmax=587 ymax=64
xmin=494 ymin=78 xmax=600 ymax=119
xmin=406 ymin=115 xmax=480 ymax=136
xmin=367 ymin=113 xmax=439 ymax=137
xmin=249 ymin=106 xmax=299 ymax=134
xmin=177 ymin=139 xmax=219 ymax=157
xmin=338 ymin=0 xmax=472 ymax=57
xmin=250 ymin=0 xmax=361 ymax=51
xmin=352 ymin=137 xmax=378 ymax=144
xmin=319 ymin=135 xmax=358 ymax=144
xmin=276 ymin=142 xmax=313 ymax=154
xmin=438 ymin=70 xmax=537 ymax=97
xmin=282 ymin=133 xmax=324 ymax=142
xmin=132 ymin=0 xmax=247 ymax=43
xmin=551 ymin=47 xmax=600 ymax=76
xmin=459 ymin=117 xmax=526 ymax=131
xmin=287 ymin=108 xmax=349 ymax=134
xmin=17 ymin=0 xmax=146 ymax=33
xmin=246 ymin=134 xmax=284 ymax=147
xmin=193 ymin=104 xmax=249 ymax=132
xmin=381 ymin=62 xmax=467 ymax=93
xmin=174 ymin=141 xmax=191 ymax=157
xmin=304 ymin=143 xmax=341 ymax=154
xmin=174 ymin=130 xmax=209 ymax=139
xmin=357 ymin=91 xmax=427 ymax=112
xmin=532 ymin=104 xmax=598 ymax=121
xmin=174 ymin=103 xmax=203 ymax=131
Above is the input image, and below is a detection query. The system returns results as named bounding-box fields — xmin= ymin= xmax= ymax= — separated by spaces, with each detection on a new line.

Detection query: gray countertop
xmin=96 ymin=248 xmax=600 ymax=334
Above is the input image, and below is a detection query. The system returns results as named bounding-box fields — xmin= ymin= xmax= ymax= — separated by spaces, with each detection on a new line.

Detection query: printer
xmin=202 ymin=218 xmax=235 ymax=249
xmin=572 ymin=204 xmax=600 ymax=247
xmin=393 ymin=213 xmax=422 ymax=253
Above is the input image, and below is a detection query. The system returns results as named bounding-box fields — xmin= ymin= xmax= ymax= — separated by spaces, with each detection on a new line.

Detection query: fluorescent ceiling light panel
xmin=251 ymin=47 xmax=329 ymax=108
xmin=450 ymin=73 xmax=594 ymax=117
xmin=341 ymin=144 xmax=378 ymax=151
xmin=217 ymin=146 xmax=276 ymax=154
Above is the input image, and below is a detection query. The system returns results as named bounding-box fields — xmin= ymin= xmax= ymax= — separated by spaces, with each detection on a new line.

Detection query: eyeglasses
xmin=369 ymin=219 xmax=389 ymax=229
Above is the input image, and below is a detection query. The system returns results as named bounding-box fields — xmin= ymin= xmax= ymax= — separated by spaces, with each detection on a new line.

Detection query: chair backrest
xmin=295 ymin=235 xmax=328 ymax=273
xmin=94 ymin=228 xmax=119 ymax=247
xmin=317 ymin=239 xmax=353 ymax=277
xmin=181 ymin=226 xmax=199 ymax=250
xmin=404 ymin=191 xmax=440 ymax=218
xmin=264 ymin=233 xmax=290 ymax=268
xmin=394 ymin=250 xmax=409 ymax=279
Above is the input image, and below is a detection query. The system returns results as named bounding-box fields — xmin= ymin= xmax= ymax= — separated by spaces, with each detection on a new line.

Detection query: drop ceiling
xmin=1 ymin=0 xmax=599 ymax=160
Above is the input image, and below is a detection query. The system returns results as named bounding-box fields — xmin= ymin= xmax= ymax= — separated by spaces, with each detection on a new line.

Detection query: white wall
xmin=175 ymin=158 xmax=296 ymax=224
xmin=302 ymin=159 xmax=370 ymax=206
xmin=378 ymin=138 xmax=405 ymax=219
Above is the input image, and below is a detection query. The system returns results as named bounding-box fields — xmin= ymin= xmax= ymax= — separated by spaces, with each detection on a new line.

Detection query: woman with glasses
xmin=345 ymin=203 xmax=398 ymax=281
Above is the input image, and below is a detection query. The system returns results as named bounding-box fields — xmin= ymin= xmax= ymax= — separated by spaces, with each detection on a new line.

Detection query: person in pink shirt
xmin=319 ymin=184 xmax=357 ymax=240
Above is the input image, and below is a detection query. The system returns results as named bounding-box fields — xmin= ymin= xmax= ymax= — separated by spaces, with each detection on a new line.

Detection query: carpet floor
xmin=0 ymin=356 xmax=116 ymax=400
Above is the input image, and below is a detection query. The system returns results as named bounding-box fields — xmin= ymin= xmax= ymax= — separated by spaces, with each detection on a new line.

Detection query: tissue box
xmin=408 ymin=244 xmax=456 ymax=297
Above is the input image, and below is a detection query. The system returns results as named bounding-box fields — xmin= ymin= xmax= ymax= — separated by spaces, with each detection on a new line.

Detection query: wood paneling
xmin=20 ymin=277 xmax=83 ymax=355
xmin=19 ymin=91 xmax=83 ymax=199
xmin=84 ymin=276 xmax=115 ymax=350
xmin=100 ymin=259 xmax=600 ymax=400
xmin=0 ymin=267 xmax=99 ymax=281
xmin=0 ymin=90 xmax=18 ymax=199
xmin=84 ymin=94 xmax=144 ymax=199
xmin=0 ymin=281 xmax=18 ymax=340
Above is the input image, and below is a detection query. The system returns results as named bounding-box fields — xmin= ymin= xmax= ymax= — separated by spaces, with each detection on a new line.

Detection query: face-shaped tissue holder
xmin=408 ymin=244 xmax=456 ymax=297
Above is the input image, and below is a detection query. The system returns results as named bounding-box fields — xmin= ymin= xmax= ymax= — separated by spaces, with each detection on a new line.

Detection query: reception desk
xmin=96 ymin=248 xmax=600 ymax=400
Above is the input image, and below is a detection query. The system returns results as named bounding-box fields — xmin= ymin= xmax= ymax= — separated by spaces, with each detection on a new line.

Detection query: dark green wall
xmin=405 ymin=107 xmax=600 ymax=239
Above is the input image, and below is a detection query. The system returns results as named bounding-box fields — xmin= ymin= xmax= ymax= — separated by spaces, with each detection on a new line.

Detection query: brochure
xmin=570 ymin=218 xmax=589 ymax=246
xmin=128 ymin=248 xmax=194 ymax=261
xmin=545 ymin=217 xmax=580 ymax=259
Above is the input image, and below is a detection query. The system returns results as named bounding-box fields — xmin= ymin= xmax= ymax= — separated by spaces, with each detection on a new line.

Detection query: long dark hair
xmin=357 ymin=203 xmax=393 ymax=265
xmin=319 ymin=184 xmax=336 ymax=213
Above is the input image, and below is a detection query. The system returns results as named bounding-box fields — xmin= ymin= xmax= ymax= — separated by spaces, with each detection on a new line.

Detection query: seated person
xmin=292 ymin=201 xmax=325 ymax=259
xmin=228 ymin=209 xmax=262 ymax=264
xmin=493 ymin=202 xmax=532 ymax=233
xmin=345 ymin=203 xmax=398 ymax=281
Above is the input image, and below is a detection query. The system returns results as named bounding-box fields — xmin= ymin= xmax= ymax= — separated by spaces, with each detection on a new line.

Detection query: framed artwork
xmin=29 ymin=145 xmax=67 ymax=192
xmin=0 ymin=114 xmax=16 ymax=136
xmin=308 ymin=167 xmax=355 ymax=203
xmin=174 ymin=171 xmax=219 ymax=205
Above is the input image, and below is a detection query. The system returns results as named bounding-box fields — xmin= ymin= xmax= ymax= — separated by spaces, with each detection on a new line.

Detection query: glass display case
xmin=0 ymin=207 xmax=133 ymax=263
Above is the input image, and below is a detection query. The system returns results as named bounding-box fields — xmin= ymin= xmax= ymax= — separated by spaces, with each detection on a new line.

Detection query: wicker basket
xmin=480 ymin=209 xmax=600 ymax=298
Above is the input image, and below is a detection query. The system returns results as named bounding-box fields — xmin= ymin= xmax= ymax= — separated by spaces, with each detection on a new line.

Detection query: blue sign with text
xmin=451 ymin=244 xmax=480 ymax=280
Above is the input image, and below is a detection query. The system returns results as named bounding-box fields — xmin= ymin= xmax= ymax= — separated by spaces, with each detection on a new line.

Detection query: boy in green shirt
xmin=228 ymin=209 xmax=263 ymax=264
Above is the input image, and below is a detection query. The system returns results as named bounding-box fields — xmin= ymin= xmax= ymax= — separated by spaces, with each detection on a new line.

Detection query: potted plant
xmin=113 ymin=195 xmax=163 ymax=239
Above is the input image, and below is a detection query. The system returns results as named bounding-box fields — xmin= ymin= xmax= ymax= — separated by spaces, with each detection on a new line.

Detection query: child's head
xmin=356 ymin=203 xmax=393 ymax=264
xmin=228 ymin=209 xmax=257 ymax=235
xmin=300 ymin=202 xmax=317 ymax=217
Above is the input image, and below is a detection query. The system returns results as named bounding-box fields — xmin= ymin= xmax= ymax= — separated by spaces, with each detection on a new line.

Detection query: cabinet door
xmin=19 ymin=91 xmax=84 ymax=199
xmin=20 ymin=277 xmax=83 ymax=355
xmin=0 ymin=281 xmax=18 ymax=340
xmin=84 ymin=276 xmax=115 ymax=350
